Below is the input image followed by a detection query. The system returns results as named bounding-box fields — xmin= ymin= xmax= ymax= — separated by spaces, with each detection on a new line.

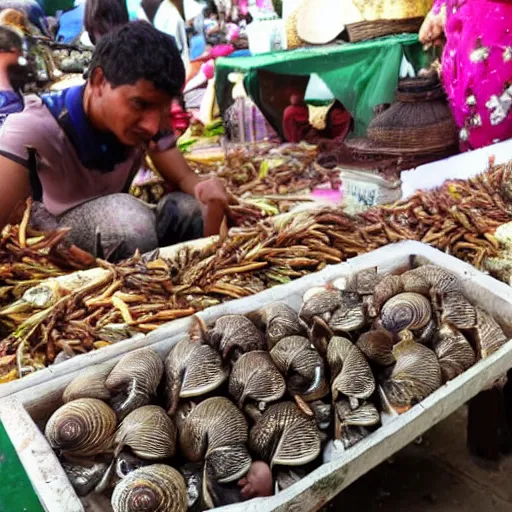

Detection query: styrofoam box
xmin=3 ymin=241 xmax=512 ymax=512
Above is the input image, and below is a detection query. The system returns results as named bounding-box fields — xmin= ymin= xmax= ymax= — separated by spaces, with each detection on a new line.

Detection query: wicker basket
xmin=346 ymin=17 xmax=424 ymax=42
xmin=365 ymin=77 xmax=457 ymax=154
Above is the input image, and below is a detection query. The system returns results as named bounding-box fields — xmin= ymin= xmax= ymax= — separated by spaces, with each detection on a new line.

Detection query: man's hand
xmin=150 ymin=147 xmax=230 ymax=237
xmin=193 ymin=177 xmax=229 ymax=208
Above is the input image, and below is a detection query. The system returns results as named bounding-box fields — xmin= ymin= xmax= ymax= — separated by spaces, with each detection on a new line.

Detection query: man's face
xmin=90 ymin=71 xmax=173 ymax=147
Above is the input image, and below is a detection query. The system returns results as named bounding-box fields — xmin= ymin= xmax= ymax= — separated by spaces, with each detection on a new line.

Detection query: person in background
xmin=141 ymin=0 xmax=189 ymax=68
xmin=419 ymin=0 xmax=512 ymax=151
xmin=0 ymin=25 xmax=25 ymax=127
xmin=83 ymin=0 xmax=129 ymax=45
xmin=0 ymin=0 xmax=49 ymax=35
xmin=0 ymin=21 xmax=228 ymax=261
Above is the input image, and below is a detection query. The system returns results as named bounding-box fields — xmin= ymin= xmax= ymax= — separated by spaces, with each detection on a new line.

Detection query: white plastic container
xmin=3 ymin=241 xmax=512 ymax=511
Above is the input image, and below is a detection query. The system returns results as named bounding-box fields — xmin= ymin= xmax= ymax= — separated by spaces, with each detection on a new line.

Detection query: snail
xmin=45 ymin=398 xmax=116 ymax=457
xmin=327 ymin=336 xmax=375 ymax=408
xmin=440 ymin=291 xmax=476 ymax=329
xmin=111 ymin=464 xmax=187 ymax=512
xmin=165 ymin=337 xmax=228 ymax=415
xmin=192 ymin=315 xmax=266 ymax=363
xmin=270 ymin=336 xmax=328 ymax=402
xmin=334 ymin=399 xmax=380 ymax=428
xmin=432 ymin=323 xmax=476 ymax=383
xmin=229 ymin=351 xmax=286 ymax=409
xmin=371 ymin=274 xmax=404 ymax=315
xmin=356 ymin=329 xmax=395 ymax=366
xmin=63 ymin=364 xmax=111 ymax=403
xmin=179 ymin=397 xmax=252 ymax=484
xmin=299 ymin=287 xmax=343 ymax=326
xmin=334 ymin=399 xmax=379 ymax=440
xmin=249 ymin=401 xmax=321 ymax=468
xmin=61 ymin=459 xmax=109 ymax=497
xmin=115 ymin=406 xmax=176 ymax=460
xmin=380 ymin=293 xmax=432 ymax=333
xmin=333 ymin=267 xmax=380 ymax=296
xmin=473 ymin=308 xmax=507 ymax=359
xmin=116 ymin=451 xmax=152 ymax=479
xmin=379 ymin=330 xmax=442 ymax=414
xmin=328 ymin=292 xmax=366 ymax=333
xmin=247 ymin=302 xmax=304 ymax=349
xmin=401 ymin=265 xmax=461 ymax=297
xmin=105 ymin=349 xmax=164 ymax=420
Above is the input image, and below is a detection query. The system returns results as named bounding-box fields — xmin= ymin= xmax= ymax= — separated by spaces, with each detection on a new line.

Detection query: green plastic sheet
xmin=0 ymin=421 xmax=44 ymax=512
xmin=216 ymin=34 xmax=428 ymax=136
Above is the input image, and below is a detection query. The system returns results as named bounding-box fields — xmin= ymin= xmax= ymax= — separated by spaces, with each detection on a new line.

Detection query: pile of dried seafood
xmin=0 ymin=201 xmax=94 ymax=311
xmin=42 ymin=264 xmax=507 ymax=511
xmin=2 ymin=164 xmax=512 ymax=382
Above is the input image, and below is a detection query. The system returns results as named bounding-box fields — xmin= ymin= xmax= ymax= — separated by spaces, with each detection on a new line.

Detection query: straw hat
xmin=296 ymin=0 xmax=345 ymax=45
xmin=340 ymin=0 xmax=432 ymax=23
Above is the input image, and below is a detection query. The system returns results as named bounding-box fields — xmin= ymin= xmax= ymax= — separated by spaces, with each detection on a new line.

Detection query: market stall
xmin=215 ymin=34 xmax=428 ymax=138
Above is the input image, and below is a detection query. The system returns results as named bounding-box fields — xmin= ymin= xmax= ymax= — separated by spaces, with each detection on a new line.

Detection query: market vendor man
xmin=0 ymin=21 xmax=229 ymax=261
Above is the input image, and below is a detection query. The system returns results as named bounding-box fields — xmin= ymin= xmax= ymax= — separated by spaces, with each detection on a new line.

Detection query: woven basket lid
xmin=296 ymin=0 xmax=346 ymax=45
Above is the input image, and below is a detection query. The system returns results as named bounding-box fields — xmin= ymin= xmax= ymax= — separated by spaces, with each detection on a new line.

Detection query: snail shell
xmin=433 ymin=323 xmax=476 ymax=383
xmin=249 ymin=401 xmax=321 ymax=468
xmin=356 ymin=330 xmax=395 ymax=366
xmin=115 ymin=406 xmax=176 ymax=460
xmin=440 ymin=292 xmax=476 ymax=329
xmin=165 ymin=337 xmax=228 ymax=415
xmin=111 ymin=464 xmax=187 ymax=512
xmin=356 ymin=267 xmax=381 ymax=295
xmin=248 ymin=302 xmax=304 ymax=349
xmin=371 ymin=275 xmax=404 ymax=315
xmin=299 ymin=288 xmax=343 ymax=325
xmin=270 ymin=336 xmax=328 ymax=402
xmin=329 ymin=293 xmax=366 ymax=333
xmin=179 ymin=397 xmax=251 ymax=483
xmin=229 ymin=351 xmax=286 ymax=408
xmin=199 ymin=315 xmax=266 ymax=362
xmin=45 ymin=398 xmax=116 ymax=457
xmin=474 ymin=308 xmax=507 ymax=359
xmin=106 ymin=348 xmax=164 ymax=420
xmin=401 ymin=265 xmax=461 ymax=296
xmin=61 ymin=459 xmax=109 ymax=497
xmin=63 ymin=364 xmax=111 ymax=403
xmin=335 ymin=400 xmax=380 ymax=428
xmin=327 ymin=337 xmax=375 ymax=402
xmin=380 ymin=331 xmax=442 ymax=414
xmin=380 ymin=293 xmax=432 ymax=333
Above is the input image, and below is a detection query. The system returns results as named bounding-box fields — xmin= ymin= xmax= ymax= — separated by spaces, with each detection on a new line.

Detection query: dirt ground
xmin=326 ymin=407 xmax=512 ymax=512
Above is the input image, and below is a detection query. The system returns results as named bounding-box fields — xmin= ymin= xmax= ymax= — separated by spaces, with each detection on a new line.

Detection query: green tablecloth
xmin=216 ymin=34 xmax=428 ymax=137
xmin=0 ymin=421 xmax=44 ymax=512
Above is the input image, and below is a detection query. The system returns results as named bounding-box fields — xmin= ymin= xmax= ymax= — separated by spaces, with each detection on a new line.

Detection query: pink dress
xmin=433 ymin=0 xmax=512 ymax=150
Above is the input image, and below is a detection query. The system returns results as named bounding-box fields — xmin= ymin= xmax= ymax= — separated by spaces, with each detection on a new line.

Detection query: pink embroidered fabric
xmin=433 ymin=0 xmax=512 ymax=149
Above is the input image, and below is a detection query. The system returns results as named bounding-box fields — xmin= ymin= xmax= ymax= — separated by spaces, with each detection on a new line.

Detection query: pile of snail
xmin=43 ymin=264 xmax=508 ymax=511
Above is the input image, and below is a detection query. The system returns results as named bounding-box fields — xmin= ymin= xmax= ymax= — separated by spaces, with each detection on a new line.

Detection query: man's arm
xmin=0 ymin=155 xmax=31 ymax=231
xmin=149 ymin=146 xmax=229 ymax=237
xmin=149 ymin=146 xmax=228 ymax=205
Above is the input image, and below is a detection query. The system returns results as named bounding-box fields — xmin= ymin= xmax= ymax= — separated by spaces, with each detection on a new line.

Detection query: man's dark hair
xmin=0 ymin=26 xmax=22 ymax=53
xmin=84 ymin=0 xmax=129 ymax=45
xmin=88 ymin=21 xmax=185 ymax=98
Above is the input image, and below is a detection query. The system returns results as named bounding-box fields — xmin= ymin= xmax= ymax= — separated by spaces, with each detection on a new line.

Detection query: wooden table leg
xmin=467 ymin=373 xmax=512 ymax=461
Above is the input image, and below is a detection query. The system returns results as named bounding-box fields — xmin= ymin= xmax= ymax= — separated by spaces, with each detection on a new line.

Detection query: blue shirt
xmin=41 ymin=85 xmax=130 ymax=173
xmin=0 ymin=91 xmax=24 ymax=128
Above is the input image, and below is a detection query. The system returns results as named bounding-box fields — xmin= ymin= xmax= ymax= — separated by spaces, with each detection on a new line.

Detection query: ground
xmin=327 ymin=407 xmax=512 ymax=511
